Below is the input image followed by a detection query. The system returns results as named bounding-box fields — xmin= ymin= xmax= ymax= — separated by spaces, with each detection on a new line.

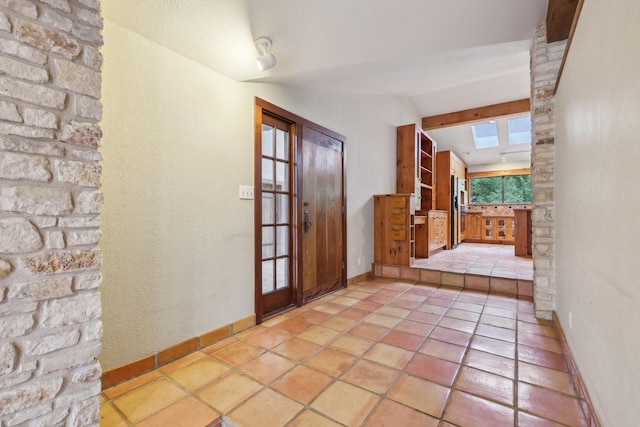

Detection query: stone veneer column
xmin=0 ymin=0 xmax=103 ymax=425
xmin=530 ymin=24 xmax=566 ymax=320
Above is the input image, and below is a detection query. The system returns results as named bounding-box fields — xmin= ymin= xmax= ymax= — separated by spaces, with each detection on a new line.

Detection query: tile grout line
xmin=437 ymin=287 xmax=489 ymax=424
xmin=350 ymin=281 xmax=445 ymax=426
xmin=103 ymin=278 xmax=553 ymax=426
xmin=513 ymin=303 xmax=521 ymax=427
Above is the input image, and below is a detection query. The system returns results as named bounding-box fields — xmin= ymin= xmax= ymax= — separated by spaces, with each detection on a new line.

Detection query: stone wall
xmin=530 ymin=24 xmax=566 ymax=320
xmin=0 ymin=0 xmax=103 ymax=425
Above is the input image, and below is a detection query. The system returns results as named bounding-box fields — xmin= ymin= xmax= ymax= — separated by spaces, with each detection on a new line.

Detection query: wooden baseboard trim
xmin=552 ymin=311 xmax=602 ymax=427
xmin=347 ymin=271 xmax=372 ymax=286
xmin=102 ymin=314 xmax=256 ymax=390
xmin=101 ymin=354 xmax=156 ymax=390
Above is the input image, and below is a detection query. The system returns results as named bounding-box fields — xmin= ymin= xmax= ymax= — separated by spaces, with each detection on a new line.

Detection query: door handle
xmin=303 ymin=202 xmax=312 ymax=233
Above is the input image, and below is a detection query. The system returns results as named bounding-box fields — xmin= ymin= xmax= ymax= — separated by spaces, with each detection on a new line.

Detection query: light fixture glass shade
xmin=255 ymin=37 xmax=276 ymax=71
xmin=257 ymin=53 xmax=276 ymax=71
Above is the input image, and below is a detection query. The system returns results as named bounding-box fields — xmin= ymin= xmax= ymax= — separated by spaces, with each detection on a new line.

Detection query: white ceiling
xmin=103 ymin=0 xmax=548 ymax=167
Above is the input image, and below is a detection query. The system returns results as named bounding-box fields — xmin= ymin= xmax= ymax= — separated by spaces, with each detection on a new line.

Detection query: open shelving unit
xmin=396 ymin=124 xmax=436 ymax=214
xmin=418 ymin=132 xmax=435 ymax=212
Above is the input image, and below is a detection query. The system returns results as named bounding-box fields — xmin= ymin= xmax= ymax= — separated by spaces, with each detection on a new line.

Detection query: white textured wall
xmin=100 ymin=21 xmax=418 ymax=368
xmin=554 ymin=1 xmax=640 ymax=425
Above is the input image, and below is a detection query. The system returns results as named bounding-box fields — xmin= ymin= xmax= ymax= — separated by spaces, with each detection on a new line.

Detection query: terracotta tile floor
xmin=100 ymin=278 xmax=588 ymax=427
xmin=412 ymin=243 xmax=533 ymax=280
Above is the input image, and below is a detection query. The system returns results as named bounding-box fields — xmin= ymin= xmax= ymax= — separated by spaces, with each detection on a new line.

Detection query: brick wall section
xmin=530 ymin=24 xmax=566 ymax=320
xmin=0 ymin=0 xmax=103 ymax=425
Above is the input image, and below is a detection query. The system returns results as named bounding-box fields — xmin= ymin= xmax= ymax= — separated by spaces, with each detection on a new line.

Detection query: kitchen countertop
xmin=464 ymin=211 xmax=515 ymax=217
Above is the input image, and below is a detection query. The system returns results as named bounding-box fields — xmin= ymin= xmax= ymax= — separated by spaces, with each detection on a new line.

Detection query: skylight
xmin=471 ymin=122 xmax=499 ymax=148
xmin=508 ymin=116 xmax=532 ymax=145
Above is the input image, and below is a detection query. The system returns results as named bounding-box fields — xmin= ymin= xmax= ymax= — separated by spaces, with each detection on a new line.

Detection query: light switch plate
xmin=239 ymin=185 xmax=254 ymax=200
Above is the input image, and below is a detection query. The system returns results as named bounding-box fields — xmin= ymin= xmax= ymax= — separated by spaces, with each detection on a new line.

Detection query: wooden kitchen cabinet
xmin=397 ymin=124 xmax=436 ymax=213
xmin=435 ymin=150 xmax=467 ymax=249
xmin=514 ymin=209 xmax=532 ymax=256
xmin=482 ymin=216 xmax=515 ymax=243
xmin=465 ymin=212 xmax=482 ymax=240
xmin=374 ymin=194 xmax=415 ymax=266
xmin=496 ymin=217 xmax=515 ymax=241
xmin=416 ymin=210 xmax=448 ymax=257
xmin=428 ymin=210 xmax=448 ymax=254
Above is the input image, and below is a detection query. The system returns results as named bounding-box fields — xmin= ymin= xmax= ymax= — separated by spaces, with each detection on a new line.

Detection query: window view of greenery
xmin=470 ymin=174 xmax=531 ymax=204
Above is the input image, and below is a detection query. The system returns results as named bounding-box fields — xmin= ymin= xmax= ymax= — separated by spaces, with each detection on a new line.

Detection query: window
xmin=471 ymin=122 xmax=499 ymax=148
xmin=508 ymin=116 xmax=531 ymax=145
xmin=470 ymin=174 xmax=531 ymax=203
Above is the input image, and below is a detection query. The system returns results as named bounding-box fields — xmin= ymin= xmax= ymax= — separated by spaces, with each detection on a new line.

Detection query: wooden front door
xmin=300 ymin=125 xmax=346 ymax=302
xmin=255 ymin=98 xmax=346 ymax=322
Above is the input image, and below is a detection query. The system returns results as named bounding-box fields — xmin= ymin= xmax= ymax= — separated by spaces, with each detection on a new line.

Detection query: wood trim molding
xmin=254 ymin=97 xmax=348 ymax=322
xmin=468 ymin=168 xmax=531 ymax=178
xmin=552 ymin=311 xmax=602 ymax=426
xmin=554 ymin=0 xmax=586 ymax=94
xmin=347 ymin=271 xmax=372 ymax=286
xmin=421 ymin=99 xmax=530 ymax=130
xmin=102 ymin=315 xmax=255 ymax=389
xmin=547 ymin=0 xmax=581 ymax=43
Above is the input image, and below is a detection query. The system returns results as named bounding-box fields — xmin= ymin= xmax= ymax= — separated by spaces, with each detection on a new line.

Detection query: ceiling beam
xmin=554 ymin=0 xmax=585 ymax=94
xmin=421 ymin=99 xmax=531 ymax=131
xmin=546 ymin=0 xmax=580 ymax=43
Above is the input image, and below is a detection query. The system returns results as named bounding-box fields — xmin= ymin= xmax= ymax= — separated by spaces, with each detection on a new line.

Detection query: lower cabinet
xmin=482 ymin=217 xmax=514 ymax=242
xmin=416 ymin=210 xmax=448 ymax=258
xmin=466 ymin=212 xmax=482 ymax=240
xmin=428 ymin=210 xmax=448 ymax=254
xmin=374 ymin=195 xmax=448 ymax=264
xmin=374 ymin=194 xmax=415 ymax=266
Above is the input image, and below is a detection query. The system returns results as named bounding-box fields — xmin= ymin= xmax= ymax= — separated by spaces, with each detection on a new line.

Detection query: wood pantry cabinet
xmin=435 ymin=150 xmax=467 ymax=249
xmin=397 ymin=124 xmax=436 ymax=213
xmin=374 ymin=194 xmax=415 ymax=266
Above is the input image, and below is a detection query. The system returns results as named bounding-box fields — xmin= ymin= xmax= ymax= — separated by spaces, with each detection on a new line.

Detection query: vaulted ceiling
xmin=103 ymin=0 xmax=553 ymax=167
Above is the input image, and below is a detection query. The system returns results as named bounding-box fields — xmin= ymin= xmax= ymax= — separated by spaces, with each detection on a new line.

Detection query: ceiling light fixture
xmin=499 ymin=150 xmax=530 ymax=163
xmin=255 ymin=37 xmax=276 ymax=71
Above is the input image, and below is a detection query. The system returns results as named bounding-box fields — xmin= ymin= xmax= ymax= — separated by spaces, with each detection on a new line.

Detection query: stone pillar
xmin=530 ymin=24 xmax=566 ymax=320
xmin=0 ymin=0 xmax=103 ymax=425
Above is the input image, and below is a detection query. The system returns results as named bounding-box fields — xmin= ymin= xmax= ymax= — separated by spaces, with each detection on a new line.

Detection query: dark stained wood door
xmin=300 ymin=126 xmax=345 ymax=302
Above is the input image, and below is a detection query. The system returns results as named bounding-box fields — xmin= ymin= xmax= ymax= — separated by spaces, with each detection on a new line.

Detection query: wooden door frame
xmin=254 ymin=97 xmax=347 ymax=323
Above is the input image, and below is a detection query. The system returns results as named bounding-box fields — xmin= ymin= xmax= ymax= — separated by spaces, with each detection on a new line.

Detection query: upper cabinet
xmin=435 ymin=150 xmax=467 ymax=212
xmin=397 ymin=124 xmax=436 ymax=214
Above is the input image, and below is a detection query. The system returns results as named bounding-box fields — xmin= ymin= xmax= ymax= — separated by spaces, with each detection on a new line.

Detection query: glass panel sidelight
xmin=276 ymin=128 xmax=288 ymax=160
xmin=259 ymin=117 xmax=292 ymax=303
xmin=276 ymin=226 xmax=289 ymax=256
xmin=276 ymin=194 xmax=289 ymax=223
xmin=262 ymin=195 xmax=274 ymax=224
xmin=262 ymin=227 xmax=274 ymax=258
xmin=262 ymin=124 xmax=274 ymax=157
xmin=262 ymin=158 xmax=274 ymax=190
xmin=275 ymin=161 xmax=289 ymax=191
xmin=262 ymin=259 xmax=274 ymax=293
xmin=276 ymin=258 xmax=288 ymax=289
